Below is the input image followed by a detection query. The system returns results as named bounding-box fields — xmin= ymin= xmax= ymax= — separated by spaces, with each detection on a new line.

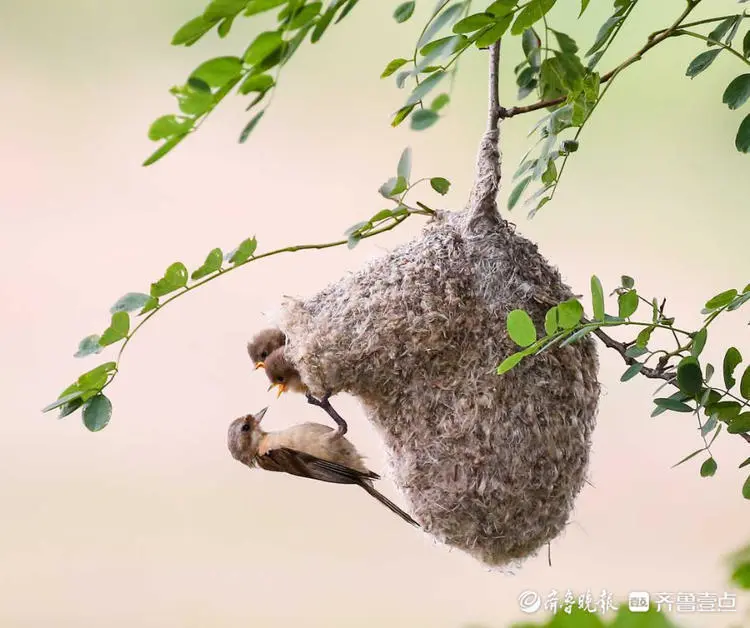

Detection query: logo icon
xmin=518 ymin=590 xmax=541 ymax=614
xmin=628 ymin=591 xmax=650 ymax=612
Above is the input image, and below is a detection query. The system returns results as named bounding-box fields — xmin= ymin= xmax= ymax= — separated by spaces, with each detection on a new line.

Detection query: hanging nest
xmin=275 ymin=52 xmax=600 ymax=567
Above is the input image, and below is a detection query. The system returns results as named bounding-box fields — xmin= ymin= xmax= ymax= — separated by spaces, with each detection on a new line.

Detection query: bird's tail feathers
xmin=359 ymin=482 xmax=420 ymax=527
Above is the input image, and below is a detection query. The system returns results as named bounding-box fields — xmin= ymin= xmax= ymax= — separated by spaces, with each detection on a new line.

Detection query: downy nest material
xmin=277 ymin=130 xmax=600 ymax=568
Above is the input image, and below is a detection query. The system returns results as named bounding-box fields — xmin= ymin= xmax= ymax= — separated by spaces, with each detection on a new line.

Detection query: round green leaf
xmin=410 ymin=109 xmax=439 ymax=130
xmin=230 ymin=237 xmax=258 ymax=264
xmin=148 ymin=115 xmax=192 ymax=141
xmin=723 ymin=74 xmax=750 ymax=110
xmin=497 ymin=351 xmax=525 ymax=374
xmin=557 ymin=299 xmax=583 ymax=329
xmin=83 ymin=394 xmax=112 ymax=432
xmin=430 ymin=177 xmax=450 ymax=195
xmin=99 ymin=312 xmax=130 ymax=346
xmin=506 ymin=309 xmax=537 ymax=347
xmin=453 ymin=13 xmax=494 ymax=34
xmin=617 ymin=290 xmax=638 ymax=318
xmin=287 ymin=2 xmax=321 ymax=29
xmin=190 ymin=56 xmax=243 ymax=88
xmin=705 ymin=288 xmax=738 ymax=310
xmin=677 ymin=356 xmax=703 ymax=396
xmin=239 ymin=74 xmax=274 ymax=94
xmin=544 ymin=307 xmax=558 ymax=335
xmin=74 ymin=334 xmax=103 ymax=358
xmin=393 ymin=1 xmax=415 ymax=23
xmin=728 ymin=412 xmax=750 ymax=434
xmin=736 ymin=114 xmax=750 ymax=153
xmin=700 ymin=457 xmax=717 ymax=478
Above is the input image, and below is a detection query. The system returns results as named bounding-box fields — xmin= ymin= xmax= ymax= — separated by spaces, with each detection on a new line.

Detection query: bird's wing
xmin=258 ymin=447 xmax=380 ymax=485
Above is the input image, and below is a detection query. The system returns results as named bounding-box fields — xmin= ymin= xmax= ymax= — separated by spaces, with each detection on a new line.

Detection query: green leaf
xmin=507 ymin=310 xmax=537 ymax=347
xmin=706 ymin=288 xmax=738 ymax=309
xmin=406 ymin=71 xmax=446 ymax=106
xmin=745 ymin=31 xmax=750 ymax=58
xmin=744 ymin=474 xmax=750 ymax=500
xmin=286 ymin=2 xmax=321 ymax=29
xmin=83 ymin=394 xmax=112 ymax=432
xmin=410 ymin=109 xmax=439 ymax=130
xmin=497 ymin=351 xmax=526 ymax=374
xmin=204 ymin=0 xmax=248 ymax=19
xmin=621 ymin=275 xmax=635 ymax=289
xmin=239 ymin=74 xmax=274 ymax=94
xmin=724 ymin=347 xmax=742 ymax=388
xmin=728 ymin=413 xmax=750 ymax=434
xmin=418 ymin=3 xmax=465 ymax=48
xmin=42 ymin=390 xmax=85 ymax=413
xmin=590 ymin=275 xmax=605 ymax=321
xmin=229 ymin=237 xmax=258 ymax=264
xmin=379 ymin=176 xmax=408 ymax=198
xmin=740 ymin=366 xmax=750 ymax=399
xmin=636 ymin=326 xmax=653 ymax=349
xmin=511 ymin=0 xmax=557 ymax=36
xmin=382 ymin=58 xmax=409 ymax=78
xmin=508 ymin=176 xmax=532 ymax=210
xmin=475 ymin=14 xmax=513 ymax=48
xmin=244 ymin=31 xmax=283 ymax=65
xmin=430 ymin=177 xmax=450 ymax=195
xmin=397 ymin=147 xmax=412 ymax=182
xmin=311 ymin=0 xmax=340 ymax=42
xmin=677 ymin=357 xmax=703 ymax=396
xmin=217 ymin=15 xmax=235 ymax=38
xmin=722 ymin=74 xmax=750 ymax=110
xmin=586 ymin=15 xmax=622 ymax=57
xmin=74 ymin=335 xmax=103 ymax=358
xmin=686 ymin=49 xmax=721 ymax=79
xmin=151 ymin=262 xmax=189 ymax=297
xmin=140 ymin=297 xmax=159 ymax=315
xmin=559 ymin=326 xmax=592 ymax=347
xmin=394 ymin=1 xmax=415 ymax=23
xmin=736 ymin=114 xmax=750 ymax=153
xmin=191 ymin=248 xmax=224 ymax=280
xmin=190 ymin=56 xmax=243 ymax=87
xmin=148 ymin=115 xmax=192 ymax=141
xmin=544 ymin=307 xmax=558 ymax=335
xmin=620 ymin=363 xmax=643 ymax=382
xmin=617 ymin=290 xmax=638 ymax=318
xmin=143 ymin=134 xmax=189 ymax=166
xmin=453 ymin=13 xmax=494 ymax=34
xmin=110 ymin=293 xmax=151 ymax=314
xmin=172 ymin=15 xmax=218 ymax=46
xmin=707 ymin=16 xmax=739 ymax=46
xmin=740 ymin=457 xmax=750 ymax=470
xmin=335 ymin=0 xmax=359 ymax=23
xmin=708 ymin=400 xmax=742 ymax=422
xmin=99 ymin=312 xmax=130 ymax=346
xmin=77 ymin=362 xmax=116 ymax=395
xmin=626 ymin=345 xmax=647 ymax=358
xmin=551 ymin=29 xmax=577 ymax=54
xmin=700 ymin=457 xmax=717 ymax=477
xmin=671 ymin=448 xmax=704 ymax=468
xmin=557 ymin=299 xmax=583 ymax=329
xmin=239 ymin=110 xmax=265 ymax=143
xmin=579 ymin=0 xmax=591 ymax=17
xmin=690 ymin=328 xmax=707 ymax=358
xmin=654 ymin=398 xmax=693 ymax=413
xmin=430 ymin=93 xmax=450 ymax=112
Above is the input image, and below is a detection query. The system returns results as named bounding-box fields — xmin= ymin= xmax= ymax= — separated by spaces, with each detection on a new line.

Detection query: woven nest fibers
xmin=278 ymin=210 xmax=600 ymax=567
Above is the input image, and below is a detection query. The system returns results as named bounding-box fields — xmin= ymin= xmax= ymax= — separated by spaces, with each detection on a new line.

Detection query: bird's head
xmin=247 ymin=328 xmax=286 ymax=370
xmin=264 ymin=347 xmax=306 ymax=397
xmin=227 ymin=407 xmax=268 ymax=465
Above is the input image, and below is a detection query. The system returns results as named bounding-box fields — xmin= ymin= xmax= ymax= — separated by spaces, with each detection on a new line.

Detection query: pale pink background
xmin=1 ymin=1 xmax=748 ymax=626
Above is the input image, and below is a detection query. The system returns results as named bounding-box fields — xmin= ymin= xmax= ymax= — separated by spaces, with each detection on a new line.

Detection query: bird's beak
xmin=255 ymin=362 xmax=265 ymax=370
xmin=255 ymin=406 xmax=268 ymax=422
xmin=267 ymin=383 xmax=288 ymax=398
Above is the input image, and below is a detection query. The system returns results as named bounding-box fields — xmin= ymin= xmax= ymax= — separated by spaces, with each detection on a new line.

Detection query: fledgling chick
xmin=264 ymin=346 xmax=349 ymax=436
xmin=227 ymin=408 xmax=419 ymax=527
xmin=247 ymin=328 xmax=286 ymax=370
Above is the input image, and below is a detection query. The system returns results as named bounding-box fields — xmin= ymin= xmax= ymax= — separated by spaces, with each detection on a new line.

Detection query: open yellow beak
xmin=268 ymin=382 xmax=287 ymax=398
xmin=255 ymin=362 xmax=265 ymax=370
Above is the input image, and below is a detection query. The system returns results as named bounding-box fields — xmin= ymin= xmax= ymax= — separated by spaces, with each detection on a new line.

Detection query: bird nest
xmin=277 ymin=203 xmax=600 ymax=567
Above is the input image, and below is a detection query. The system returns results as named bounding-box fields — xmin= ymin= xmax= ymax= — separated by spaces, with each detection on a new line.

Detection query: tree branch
xmin=500 ymin=0 xmax=702 ymax=119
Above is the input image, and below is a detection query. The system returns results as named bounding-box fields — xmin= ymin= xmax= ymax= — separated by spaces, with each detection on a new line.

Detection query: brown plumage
xmin=227 ymin=408 xmax=419 ymax=527
xmin=247 ymin=328 xmax=286 ymax=369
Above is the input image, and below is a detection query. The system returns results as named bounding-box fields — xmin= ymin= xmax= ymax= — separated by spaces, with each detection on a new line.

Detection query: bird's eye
xmin=276 ymin=376 xmax=285 ymax=383
xmin=241 ymin=423 xmax=251 ymax=433
xmin=260 ymin=351 xmax=268 ymax=359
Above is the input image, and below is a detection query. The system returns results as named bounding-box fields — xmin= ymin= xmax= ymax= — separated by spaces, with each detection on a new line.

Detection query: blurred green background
xmin=0 ymin=1 xmax=748 ymax=626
